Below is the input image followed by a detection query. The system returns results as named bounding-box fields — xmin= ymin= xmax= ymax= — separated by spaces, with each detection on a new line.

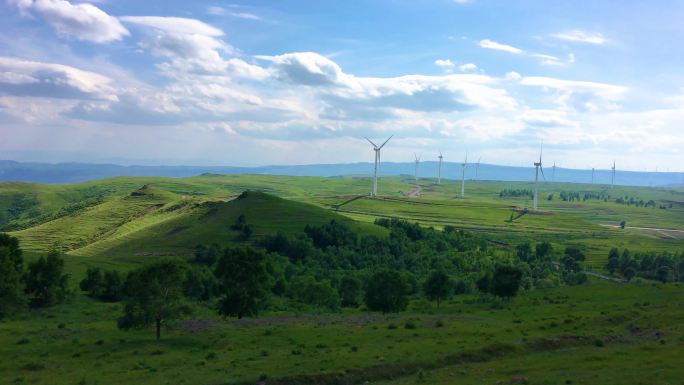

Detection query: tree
xmin=289 ymin=276 xmax=340 ymax=311
xmin=620 ymin=220 xmax=626 ymax=229
xmin=623 ymin=267 xmax=637 ymax=281
xmin=80 ymin=268 xmax=123 ymax=302
xmin=339 ymin=275 xmax=362 ymax=307
xmin=215 ymin=246 xmax=272 ymax=319
xmin=490 ymin=265 xmax=523 ymax=299
xmin=24 ymin=250 xmax=69 ymax=308
xmin=535 ymin=242 xmax=553 ymax=260
xmin=656 ymin=266 xmax=673 ymax=283
xmin=476 ymin=271 xmax=492 ymax=293
xmin=364 ymin=270 xmax=408 ymax=313
xmin=118 ymin=259 xmax=190 ymax=340
xmin=606 ymin=248 xmax=620 ymax=274
xmin=183 ymin=265 xmax=217 ymax=301
xmin=0 ymin=234 xmax=25 ymax=317
xmin=423 ymin=270 xmax=451 ymax=307
xmin=516 ymin=243 xmax=533 ymax=262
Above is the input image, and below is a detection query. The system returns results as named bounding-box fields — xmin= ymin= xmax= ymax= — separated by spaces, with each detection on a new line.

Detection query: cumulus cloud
xmin=0 ymin=56 xmax=117 ymax=100
xmin=8 ymin=0 xmax=129 ymax=43
xmin=257 ymin=52 xmax=350 ymax=86
xmin=479 ymin=39 xmax=523 ymax=54
xmin=552 ymin=30 xmax=608 ymax=45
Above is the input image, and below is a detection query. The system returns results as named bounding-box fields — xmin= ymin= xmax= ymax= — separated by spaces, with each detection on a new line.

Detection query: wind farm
xmin=2 ymin=1 xmax=684 ymax=385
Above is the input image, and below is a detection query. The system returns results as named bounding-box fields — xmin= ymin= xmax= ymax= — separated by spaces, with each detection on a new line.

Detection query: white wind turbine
xmin=437 ymin=152 xmax=443 ymax=184
xmin=414 ymin=153 xmax=421 ymax=183
xmin=366 ymin=135 xmax=393 ymax=196
xmin=611 ymin=160 xmax=616 ymax=189
xmin=591 ymin=167 xmax=595 ymax=184
xmin=552 ymin=162 xmax=556 ymax=182
xmin=533 ymin=145 xmax=546 ymax=211
xmin=460 ymin=153 xmax=468 ymax=198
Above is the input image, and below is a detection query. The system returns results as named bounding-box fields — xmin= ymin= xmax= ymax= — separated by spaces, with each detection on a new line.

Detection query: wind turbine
xmin=414 ymin=153 xmax=421 ymax=183
xmin=533 ymin=145 xmax=546 ymax=211
xmin=591 ymin=168 xmax=595 ymax=185
xmin=460 ymin=153 xmax=468 ymax=198
xmin=552 ymin=162 xmax=556 ymax=182
xmin=365 ymin=135 xmax=392 ymax=196
xmin=611 ymin=160 xmax=616 ymax=189
xmin=437 ymin=152 xmax=443 ymax=184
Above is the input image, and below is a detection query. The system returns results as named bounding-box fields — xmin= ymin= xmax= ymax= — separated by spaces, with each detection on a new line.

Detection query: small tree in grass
xmin=215 ymin=246 xmax=272 ymax=319
xmin=490 ymin=265 xmax=523 ymax=299
xmin=118 ymin=259 xmax=190 ymax=341
xmin=423 ymin=270 xmax=451 ymax=307
xmin=364 ymin=270 xmax=408 ymax=313
xmin=24 ymin=250 xmax=70 ymax=308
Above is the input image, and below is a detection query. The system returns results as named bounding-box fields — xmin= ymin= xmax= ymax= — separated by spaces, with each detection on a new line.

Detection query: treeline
xmin=552 ymin=191 xmax=611 ymax=202
xmin=499 ymin=189 xmax=532 ymax=198
xmin=606 ymin=248 xmax=684 ymax=282
xmin=614 ymin=196 xmax=657 ymax=208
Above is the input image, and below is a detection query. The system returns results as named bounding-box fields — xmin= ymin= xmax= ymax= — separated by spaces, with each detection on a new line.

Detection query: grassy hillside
xmin=74 ymin=191 xmax=385 ymax=259
xmin=2 ymin=174 xmax=683 ymax=273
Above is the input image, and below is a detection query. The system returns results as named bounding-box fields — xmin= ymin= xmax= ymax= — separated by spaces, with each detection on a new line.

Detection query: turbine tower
xmin=437 ymin=152 xmax=443 ymax=184
xmin=414 ymin=153 xmax=421 ymax=183
xmin=552 ymin=162 xmax=556 ymax=182
xmin=591 ymin=168 xmax=595 ymax=184
xmin=460 ymin=154 xmax=468 ymax=198
xmin=365 ymin=135 xmax=392 ymax=196
xmin=533 ymin=145 xmax=546 ymax=211
xmin=611 ymin=160 xmax=616 ymax=189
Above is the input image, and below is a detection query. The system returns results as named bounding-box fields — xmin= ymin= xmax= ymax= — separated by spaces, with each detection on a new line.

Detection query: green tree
xmin=0 ymin=234 xmax=25 ymax=317
xmin=535 ymin=242 xmax=553 ymax=260
xmin=606 ymin=248 xmax=620 ymax=274
xmin=423 ymin=270 xmax=451 ymax=307
xmin=339 ymin=275 xmax=362 ymax=308
xmin=215 ymin=246 xmax=272 ymax=319
xmin=364 ymin=270 xmax=408 ymax=313
xmin=80 ymin=267 xmax=104 ymax=297
xmin=289 ymin=276 xmax=340 ymax=311
xmin=24 ymin=250 xmax=69 ymax=308
xmin=516 ymin=243 xmax=533 ymax=262
xmin=118 ymin=259 xmax=190 ymax=340
xmin=490 ymin=265 xmax=523 ymax=299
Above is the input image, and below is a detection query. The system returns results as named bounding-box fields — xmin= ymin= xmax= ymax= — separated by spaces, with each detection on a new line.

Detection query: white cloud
xmin=0 ymin=56 xmax=117 ymax=100
xmin=505 ymin=71 xmax=522 ymax=80
xmin=552 ymin=30 xmax=608 ymax=45
xmin=120 ymin=16 xmax=224 ymax=36
xmin=521 ymin=76 xmax=627 ymax=111
xmin=459 ymin=63 xmax=478 ymax=72
xmin=8 ymin=0 xmax=129 ymax=43
xmin=257 ymin=52 xmax=350 ymax=86
xmin=479 ymin=39 xmax=523 ymax=54
xmin=434 ymin=59 xmax=455 ymax=72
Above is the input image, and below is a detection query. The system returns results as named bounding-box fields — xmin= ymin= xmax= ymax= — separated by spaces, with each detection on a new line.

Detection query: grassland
xmin=1 ymin=174 xmax=683 ymax=385
xmin=4 ymin=174 xmax=681 ymax=272
xmin=2 ymin=279 xmax=682 ymax=385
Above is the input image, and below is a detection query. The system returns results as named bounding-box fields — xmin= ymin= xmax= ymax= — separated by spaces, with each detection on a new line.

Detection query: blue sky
xmin=1 ymin=0 xmax=683 ymax=171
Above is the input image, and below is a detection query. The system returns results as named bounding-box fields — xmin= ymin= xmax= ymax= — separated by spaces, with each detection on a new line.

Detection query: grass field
xmin=1 ymin=174 xmax=683 ymax=385
xmin=2 ymin=278 xmax=682 ymax=385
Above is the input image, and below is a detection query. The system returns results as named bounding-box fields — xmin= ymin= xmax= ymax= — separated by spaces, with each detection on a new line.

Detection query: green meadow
xmin=1 ymin=174 xmax=683 ymax=384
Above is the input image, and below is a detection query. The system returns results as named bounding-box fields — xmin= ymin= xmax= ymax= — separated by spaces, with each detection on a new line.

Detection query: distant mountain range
xmin=0 ymin=159 xmax=682 ymax=187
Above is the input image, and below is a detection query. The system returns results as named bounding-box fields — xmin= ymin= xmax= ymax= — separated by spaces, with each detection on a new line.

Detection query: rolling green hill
xmin=73 ymin=190 xmax=385 ymax=259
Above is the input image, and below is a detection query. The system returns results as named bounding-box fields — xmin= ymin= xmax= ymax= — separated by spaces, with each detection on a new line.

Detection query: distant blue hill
xmin=0 ymin=159 xmax=682 ymax=187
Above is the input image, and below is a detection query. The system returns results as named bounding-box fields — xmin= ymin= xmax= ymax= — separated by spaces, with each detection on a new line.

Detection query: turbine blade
xmin=540 ymin=166 xmax=547 ymax=181
xmin=365 ymin=137 xmax=377 ymax=147
xmin=378 ymin=135 xmax=393 ymax=149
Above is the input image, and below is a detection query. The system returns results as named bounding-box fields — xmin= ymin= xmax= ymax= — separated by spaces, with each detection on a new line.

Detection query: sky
xmin=1 ymin=0 xmax=683 ymax=171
